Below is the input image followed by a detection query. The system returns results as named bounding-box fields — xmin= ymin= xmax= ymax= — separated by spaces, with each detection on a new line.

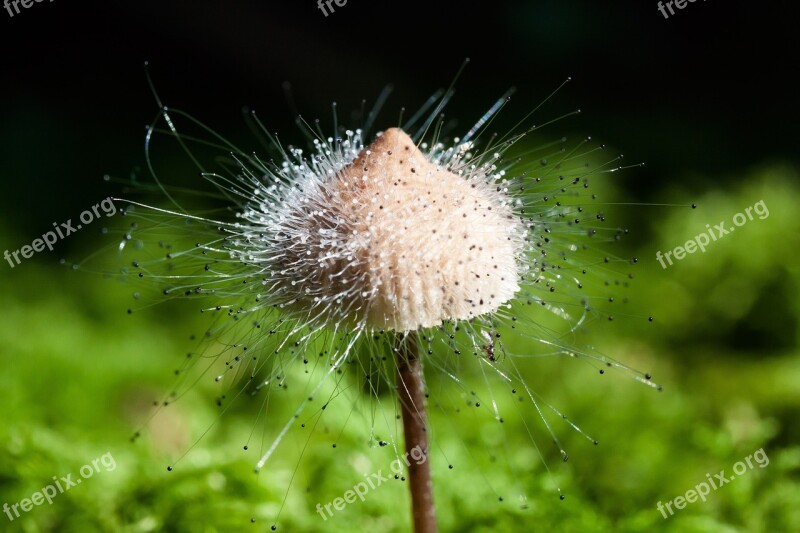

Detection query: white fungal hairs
xmin=249 ymin=127 xmax=525 ymax=331
xmin=77 ymin=83 xmax=662 ymax=524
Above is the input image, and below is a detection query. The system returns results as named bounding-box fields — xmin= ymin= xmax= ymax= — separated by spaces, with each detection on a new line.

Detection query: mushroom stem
xmin=395 ymin=332 xmax=437 ymax=533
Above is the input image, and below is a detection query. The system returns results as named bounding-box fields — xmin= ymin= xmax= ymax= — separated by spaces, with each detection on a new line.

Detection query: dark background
xmin=1 ymin=0 xmax=797 ymax=236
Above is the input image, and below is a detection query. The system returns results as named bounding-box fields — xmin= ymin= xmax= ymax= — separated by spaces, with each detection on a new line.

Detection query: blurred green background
xmin=3 ymin=164 xmax=798 ymax=532
xmin=1 ymin=1 xmax=798 ymax=532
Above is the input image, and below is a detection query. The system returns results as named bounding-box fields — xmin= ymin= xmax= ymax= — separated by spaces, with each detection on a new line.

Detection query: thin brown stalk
xmin=395 ymin=332 xmax=437 ymax=533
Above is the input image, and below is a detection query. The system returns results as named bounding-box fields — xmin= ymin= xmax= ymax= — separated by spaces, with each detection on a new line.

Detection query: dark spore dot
xmin=599 ymin=369 xmax=605 ymax=375
xmin=560 ymin=494 xmax=566 ymax=500
xmin=167 ymin=466 xmax=173 ymax=472
xmin=645 ymin=373 xmax=652 ymax=380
